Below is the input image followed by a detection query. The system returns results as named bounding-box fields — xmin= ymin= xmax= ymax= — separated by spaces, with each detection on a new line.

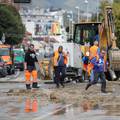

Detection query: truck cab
xmin=0 ymin=44 xmax=14 ymax=75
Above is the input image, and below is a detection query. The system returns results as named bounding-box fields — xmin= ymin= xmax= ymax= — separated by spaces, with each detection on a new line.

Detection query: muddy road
xmin=0 ymin=79 xmax=120 ymax=120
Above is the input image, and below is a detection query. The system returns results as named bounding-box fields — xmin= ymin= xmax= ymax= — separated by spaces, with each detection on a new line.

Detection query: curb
xmin=0 ymin=81 xmax=25 ymax=83
xmin=0 ymin=80 xmax=53 ymax=83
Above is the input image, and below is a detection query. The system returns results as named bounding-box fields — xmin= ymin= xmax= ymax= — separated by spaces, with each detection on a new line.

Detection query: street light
xmin=71 ymin=21 xmax=75 ymax=39
xmin=84 ymin=0 xmax=88 ymax=22
xmin=67 ymin=11 xmax=73 ymax=39
xmin=75 ymin=6 xmax=80 ymax=23
xmin=67 ymin=11 xmax=73 ymax=21
xmin=67 ymin=15 xmax=71 ymax=39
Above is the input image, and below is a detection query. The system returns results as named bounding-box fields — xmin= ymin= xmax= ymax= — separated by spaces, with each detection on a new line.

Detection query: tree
xmin=112 ymin=2 xmax=120 ymax=48
xmin=99 ymin=0 xmax=111 ymax=21
xmin=99 ymin=0 xmax=120 ymax=48
xmin=0 ymin=4 xmax=25 ymax=45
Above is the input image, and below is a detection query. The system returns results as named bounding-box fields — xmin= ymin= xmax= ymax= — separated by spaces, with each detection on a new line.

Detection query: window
xmin=74 ymin=23 xmax=100 ymax=46
xmin=0 ymin=48 xmax=9 ymax=56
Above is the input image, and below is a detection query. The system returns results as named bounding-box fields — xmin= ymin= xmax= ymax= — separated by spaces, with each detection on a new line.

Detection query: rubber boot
xmin=60 ymin=82 xmax=65 ymax=88
xmin=85 ymin=83 xmax=91 ymax=90
xmin=26 ymin=84 xmax=31 ymax=90
xmin=101 ymin=82 xmax=107 ymax=93
xmin=32 ymin=82 xmax=39 ymax=88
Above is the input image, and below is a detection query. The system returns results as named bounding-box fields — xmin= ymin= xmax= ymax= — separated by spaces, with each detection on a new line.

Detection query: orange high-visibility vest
xmin=87 ymin=63 xmax=94 ymax=76
xmin=89 ymin=45 xmax=99 ymax=60
xmin=53 ymin=51 xmax=68 ymax=66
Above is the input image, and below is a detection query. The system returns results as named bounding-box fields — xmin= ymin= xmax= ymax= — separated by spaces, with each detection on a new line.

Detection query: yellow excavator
xmin=73 ymin=6 xmax=120 ymax=80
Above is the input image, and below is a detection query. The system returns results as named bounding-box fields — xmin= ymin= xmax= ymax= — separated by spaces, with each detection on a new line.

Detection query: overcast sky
xmin=21 ymin=0 xmax=104 ymax=13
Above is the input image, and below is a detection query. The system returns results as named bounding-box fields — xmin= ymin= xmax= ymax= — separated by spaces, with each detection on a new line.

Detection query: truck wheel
xmin=1 ymin=70 xmax=7 ymax=77
xmin=12 ymin=69 xmax=15 ymax=74
xmin=7 ymin=69 xmax=11 ymax=75
xmin=8 ymin=68 xmax=15 ymax=75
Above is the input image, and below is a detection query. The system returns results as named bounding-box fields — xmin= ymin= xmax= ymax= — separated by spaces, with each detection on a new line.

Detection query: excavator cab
xmin=73 ymin=22 xmax=101 ymax=55
xmin=73 ymin=22 xmax=101 ymax=45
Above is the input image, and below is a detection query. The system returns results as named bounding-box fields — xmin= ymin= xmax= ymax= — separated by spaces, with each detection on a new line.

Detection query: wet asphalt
xmin=0 ymin=72 xmax=120 ymax=120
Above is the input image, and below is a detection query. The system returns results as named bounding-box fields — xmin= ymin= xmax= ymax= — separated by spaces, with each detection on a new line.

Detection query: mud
xmin=0 ymin=81 xmax=120 ymax=119
xmin=48 ymin=82 xmax=120 ymax=116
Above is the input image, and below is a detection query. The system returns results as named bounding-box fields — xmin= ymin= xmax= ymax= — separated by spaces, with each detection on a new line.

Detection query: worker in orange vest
xmin=89 ymin=41 xmax=100 ymax=60
xmin=53 ymin=46 xmax=68 ymax=88
xmin=87 ymin=41 xmax=100 ymax=80
xmin=24 ymin=44 xmax=39 ymax=90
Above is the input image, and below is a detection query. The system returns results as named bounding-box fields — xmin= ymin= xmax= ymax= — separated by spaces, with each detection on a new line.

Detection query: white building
xmin=19 ymin=7 xmax=67 ymax=43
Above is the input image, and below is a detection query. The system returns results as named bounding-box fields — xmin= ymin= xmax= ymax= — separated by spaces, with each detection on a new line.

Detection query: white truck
xmin=53 ymin=42 xmax=83 ymax=81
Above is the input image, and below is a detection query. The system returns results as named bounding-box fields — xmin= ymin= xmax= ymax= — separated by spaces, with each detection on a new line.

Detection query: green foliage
xmin=0 ymin=4 xmax=25 ymax=45
xmin=99 ymin=0 xmax=111 ymax=21
xmin=112 ymin=2 xmax=120 ymax=48
xmin=99 ymin=0 xmax=120 ymax=48
xmin=114 ymin=0 xmax=120 ymax=3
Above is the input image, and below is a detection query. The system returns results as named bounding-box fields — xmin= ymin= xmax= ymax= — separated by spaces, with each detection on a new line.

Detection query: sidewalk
xmin=0 ymin=76 xmax=25 ymax=83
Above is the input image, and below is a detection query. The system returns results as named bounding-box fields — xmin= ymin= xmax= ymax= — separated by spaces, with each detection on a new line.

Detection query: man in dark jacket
xmin=24 ymin=44 xmax=39 ymax=89
xmin=85 ymin=49 xmax=107 ymax=93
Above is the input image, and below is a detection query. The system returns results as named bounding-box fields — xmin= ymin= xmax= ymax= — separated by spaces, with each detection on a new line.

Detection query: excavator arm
xmin=99 ymin=6 xmax=120 ymax=80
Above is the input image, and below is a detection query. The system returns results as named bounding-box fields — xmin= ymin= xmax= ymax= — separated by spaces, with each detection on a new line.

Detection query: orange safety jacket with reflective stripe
xmin=53 ymin=51 xmax=68 ymax=66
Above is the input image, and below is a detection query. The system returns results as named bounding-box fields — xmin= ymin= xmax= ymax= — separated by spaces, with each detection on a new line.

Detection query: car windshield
xmin=0 ymin=48 xmax=9 ymax=56
xmin=14 ymin=52 xmax=24 ymax=57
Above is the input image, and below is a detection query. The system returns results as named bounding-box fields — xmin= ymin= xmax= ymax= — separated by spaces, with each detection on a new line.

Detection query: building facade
xmin=19 ymin=7 xmax=67 ymax=42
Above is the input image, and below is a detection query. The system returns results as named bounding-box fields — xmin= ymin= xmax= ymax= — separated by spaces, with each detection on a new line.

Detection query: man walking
xmin=85 ymin=49 xmax=107 ymax=93
xmin=24 ymin=44 xmax=39 ymax=89
xmin=53 ymin=46 xmax=68 ymax=88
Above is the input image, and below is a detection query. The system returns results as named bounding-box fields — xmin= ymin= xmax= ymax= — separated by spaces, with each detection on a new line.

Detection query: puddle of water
xmin=0 ymin=95 xmax=120 ymax=120
xmin=0 ymin=95 xmax=63 ymax=120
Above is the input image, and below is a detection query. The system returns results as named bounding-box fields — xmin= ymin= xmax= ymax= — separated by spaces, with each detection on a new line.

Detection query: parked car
xmin=0 ymin=45 xmax=15 ymax=75
xmin=0 ymin=57 xmax=7 ymax=77
xmin=14 ymin=49 xmax=25 ymax=71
